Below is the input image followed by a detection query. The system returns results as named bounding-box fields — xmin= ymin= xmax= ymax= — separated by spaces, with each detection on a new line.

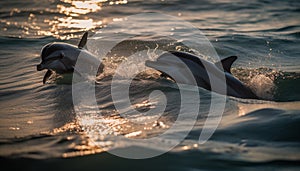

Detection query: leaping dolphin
xmin=37 ymin=32 xmax=103 ymax=83
xmin=145 ymin=51 xmax=258 ymax=99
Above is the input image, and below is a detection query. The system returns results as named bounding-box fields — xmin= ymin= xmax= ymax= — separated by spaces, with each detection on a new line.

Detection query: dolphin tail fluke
xmin=43 ymin=70 xmax=53 ymax=84
xmin=78 ymin=31 xmax=88 ymax=49
xmin=215 ymin=56 xmax=237 ymax=73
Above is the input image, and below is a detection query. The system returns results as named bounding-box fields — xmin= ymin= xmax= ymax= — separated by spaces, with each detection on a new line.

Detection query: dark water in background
xmin=0 ymin=0 xmax=300 ymax=170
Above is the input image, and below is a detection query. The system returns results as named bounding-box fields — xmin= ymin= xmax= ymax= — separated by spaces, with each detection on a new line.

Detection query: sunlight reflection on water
xmin=38 ymin=0 xmax=128 ymax=39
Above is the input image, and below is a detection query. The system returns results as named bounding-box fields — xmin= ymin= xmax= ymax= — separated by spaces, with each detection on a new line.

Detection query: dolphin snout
xmin=37 ymin=64 xmax=44 ymax=71
xmin=145 ymin=60 xmax=156 ymax=67
xmin=145 ymin=60 xmax=170 ymax=70
xmin=145 ymin=60 xmax=162 ymax=68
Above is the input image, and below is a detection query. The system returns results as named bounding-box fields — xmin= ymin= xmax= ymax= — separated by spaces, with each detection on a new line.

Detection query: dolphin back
xmin=146 ymin=51 xmax=258 ymax=99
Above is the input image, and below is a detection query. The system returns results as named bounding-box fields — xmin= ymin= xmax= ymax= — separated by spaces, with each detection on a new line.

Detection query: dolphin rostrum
xmin=37 ymin=32 xmax=103 ymax=83
xmin=145 ymin=51 xmax=258 ymax=99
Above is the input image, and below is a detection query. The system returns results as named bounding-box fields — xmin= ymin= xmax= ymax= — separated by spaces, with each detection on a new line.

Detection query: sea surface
xmin=0 ymin=0 xmax=300 ymax=170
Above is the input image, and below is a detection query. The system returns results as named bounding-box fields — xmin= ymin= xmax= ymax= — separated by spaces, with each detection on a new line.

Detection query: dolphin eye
xmin=60 ymin=52 xmax=65 ymax=59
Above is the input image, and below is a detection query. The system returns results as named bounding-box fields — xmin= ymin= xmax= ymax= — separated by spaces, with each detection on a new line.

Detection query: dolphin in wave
xmin=37 ymin=32 xmax=103 ymax=83
xmin=145 ymin=51 xmax=258 ymax=99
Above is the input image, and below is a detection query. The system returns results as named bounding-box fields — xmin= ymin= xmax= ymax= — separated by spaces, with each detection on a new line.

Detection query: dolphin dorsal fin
xmin=78 ymin=31 xmax=88 ymax=49
xmin=215 ymin=56 xmax=237 ymax=73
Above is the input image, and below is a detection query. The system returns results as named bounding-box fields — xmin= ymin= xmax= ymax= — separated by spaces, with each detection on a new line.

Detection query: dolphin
xmin=37 ymin=32 xmax=103 ymax=83
xmin=145 ymin=51 xmax=258 ymax=99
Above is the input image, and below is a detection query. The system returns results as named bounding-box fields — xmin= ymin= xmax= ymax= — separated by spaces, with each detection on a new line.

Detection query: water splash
xmin=248 ymin=74 xmax=275 ymax=100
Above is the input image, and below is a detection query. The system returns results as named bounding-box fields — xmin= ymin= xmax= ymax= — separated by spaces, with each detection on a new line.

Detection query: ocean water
xmin=0 ymin=0 xmax=300 ymax=170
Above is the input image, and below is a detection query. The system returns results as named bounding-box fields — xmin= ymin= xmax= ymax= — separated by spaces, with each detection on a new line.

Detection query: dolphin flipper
xmin=78 ymin=31 xmax=88 ymax=49
xmin=43 ymin=70 xmax=53 ymax=84
xmin=215 ymin=56 xmax=237 ymax=73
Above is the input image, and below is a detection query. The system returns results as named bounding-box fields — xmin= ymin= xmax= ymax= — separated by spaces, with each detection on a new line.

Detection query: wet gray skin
xmin=146 ymin=51 xmax=258 ymax=99
xmin=37 ymin=32 xmax=103 ymax=83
